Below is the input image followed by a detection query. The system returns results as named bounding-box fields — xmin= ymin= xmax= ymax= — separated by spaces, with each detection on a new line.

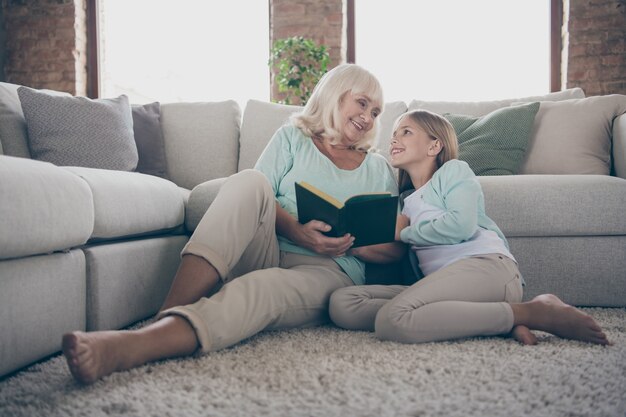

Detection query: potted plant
xmin=269 ymin=36 xmax=330 ymax=105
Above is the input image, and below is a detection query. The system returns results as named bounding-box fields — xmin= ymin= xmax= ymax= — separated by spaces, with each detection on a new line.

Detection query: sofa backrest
xmin=0 ymin=82 xmax=71 ymax=159
xmin=407 ymin=88 xmax=586 ymax=117
xmin=158 ymin=101 xmax=241 ymax=190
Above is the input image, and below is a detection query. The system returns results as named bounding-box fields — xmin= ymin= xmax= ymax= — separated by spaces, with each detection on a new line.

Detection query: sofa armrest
xmin=185 ymin=177 xmax=228 ymax=232
xmin=613 ymin=113 xmax=626 ymax=179
xmin=0 ymin=156 xmax=94 ymax=259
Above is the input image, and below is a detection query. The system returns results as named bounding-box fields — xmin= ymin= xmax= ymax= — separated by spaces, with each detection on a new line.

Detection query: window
xmin=96 ymin=0 xmax=270 ymax=108
xmin=353 ymin=0 xmax=552 ymax=102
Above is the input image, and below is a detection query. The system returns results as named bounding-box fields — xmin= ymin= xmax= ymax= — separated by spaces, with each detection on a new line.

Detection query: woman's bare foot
xmin=62 ymin=331 xmax=133 ymax=384
xmin=509 ymin=325 xmax=537 ymax=345
xmin=512 ymin=294 xmax=610 ymax=345
xmin=62 ymin=316 xmax=199 ymax=384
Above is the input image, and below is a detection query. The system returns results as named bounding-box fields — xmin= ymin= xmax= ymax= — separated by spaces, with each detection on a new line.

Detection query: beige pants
xmin=160 ymin=170 xmax=353 ymax=352
xmin=329 ymin=254 xmax=523 ymax=343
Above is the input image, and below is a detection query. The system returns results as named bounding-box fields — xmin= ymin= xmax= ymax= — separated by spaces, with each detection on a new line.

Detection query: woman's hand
xmin=275 ymin=203 xmax=354 ymax=257
xmin=395 ymin=214 xmax=410 ymax=241
xmin=296 ymin=220 xmax=355 ymax=257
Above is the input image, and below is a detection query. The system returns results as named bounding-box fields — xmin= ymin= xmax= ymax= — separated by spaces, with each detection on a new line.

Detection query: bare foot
xmin=518 ymin=294 xmax=610 ymax=345
xmin=62 ymin=331 xmax=131 ymax=384
xmin=509 ymin=325 xmax=537 ymax=345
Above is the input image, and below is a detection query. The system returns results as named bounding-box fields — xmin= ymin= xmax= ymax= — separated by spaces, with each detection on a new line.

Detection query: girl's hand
xmin=296 ymin=220 xmax=354 ymax=257
xmin=395 ymin=214 xmax=410 ymax=241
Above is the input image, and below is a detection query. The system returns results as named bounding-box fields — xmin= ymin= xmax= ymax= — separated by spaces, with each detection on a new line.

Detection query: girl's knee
xmin=329 ymin=286 xmax=370 ymax=330
xmin=374 ymin=302 xmax=424 ymax=343
xmin=373 ymin=303 xmax=397 ymax=341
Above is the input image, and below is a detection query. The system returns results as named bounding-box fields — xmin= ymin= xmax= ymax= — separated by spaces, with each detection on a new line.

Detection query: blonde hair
xmin=291 ymin=64 xmax=384 ymax=151
xmin=397 ymin=109 xmax=459 ymax=192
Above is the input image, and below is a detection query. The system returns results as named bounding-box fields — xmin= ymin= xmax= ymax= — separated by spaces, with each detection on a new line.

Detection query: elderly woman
xmin=62 ymin=64 xmax=404 ymax=384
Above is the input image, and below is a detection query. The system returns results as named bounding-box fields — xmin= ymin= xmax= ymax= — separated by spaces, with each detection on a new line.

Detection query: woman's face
xmin=337 ymin=92 xmax=381 ymax=145
xmin=389 ymin=115 xmax=437 ymax=169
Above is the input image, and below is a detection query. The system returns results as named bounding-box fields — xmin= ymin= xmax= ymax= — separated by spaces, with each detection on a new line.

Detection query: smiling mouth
xmin=390 ymin=148 xmax=404 ymax=156
xmin=351 ymin=120 xmax=364 ymax=130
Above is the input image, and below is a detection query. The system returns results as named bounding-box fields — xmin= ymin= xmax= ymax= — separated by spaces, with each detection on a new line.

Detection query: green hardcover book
xmin=295 ymin=181 xmax=399 ymax=248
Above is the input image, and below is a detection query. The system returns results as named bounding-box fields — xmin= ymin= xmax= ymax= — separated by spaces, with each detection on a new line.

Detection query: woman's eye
xmin=372 ymin=111 xmax=380 ymax=118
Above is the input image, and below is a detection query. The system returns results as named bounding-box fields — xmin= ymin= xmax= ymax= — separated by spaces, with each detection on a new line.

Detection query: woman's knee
xmin=226 ymin=169 xmax=272 ymax=195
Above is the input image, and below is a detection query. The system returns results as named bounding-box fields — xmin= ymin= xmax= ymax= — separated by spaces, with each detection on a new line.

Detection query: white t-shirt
xmin=402 ymin=183 xmax=515 ymax=276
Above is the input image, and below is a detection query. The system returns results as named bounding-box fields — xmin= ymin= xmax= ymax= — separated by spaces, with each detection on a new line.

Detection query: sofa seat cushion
xmin=479 ymin=175 xmax=626 ymax=237
xmin=63 ymin=167 xmax=185 ymax=240
xmin=0 ymin=156 xmax=94 ymax=260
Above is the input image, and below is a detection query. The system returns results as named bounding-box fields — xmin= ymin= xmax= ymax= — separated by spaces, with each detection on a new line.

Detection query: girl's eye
xmin=358 ymin=99 xmax=367 ymax=108
xmin=372 ymin=111 xmax=380 ymax=118
xmin=404 ymin=129 xmax=411 ymax=135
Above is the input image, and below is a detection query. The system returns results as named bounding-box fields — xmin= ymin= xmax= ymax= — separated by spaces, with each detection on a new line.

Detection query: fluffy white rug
xmin=1 ymin=308 xmax=625 ymax=417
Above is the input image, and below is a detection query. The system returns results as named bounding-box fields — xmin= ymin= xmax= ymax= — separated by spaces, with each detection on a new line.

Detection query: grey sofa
xmin=1 ymin=83 xmax=625 ymax=378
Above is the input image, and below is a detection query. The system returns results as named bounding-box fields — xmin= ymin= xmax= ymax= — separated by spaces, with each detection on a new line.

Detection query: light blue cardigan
xmin=400 ymin=159 xmax=510 ymax=250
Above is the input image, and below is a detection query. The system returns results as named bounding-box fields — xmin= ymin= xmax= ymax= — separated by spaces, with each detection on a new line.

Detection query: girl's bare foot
xmin=62 ymin=331 xmax=132 ymax=384
xmin=510 ymin=325 xmax=537 ymax=345
xmin=513 ymin=294 xmax=610 ymax=345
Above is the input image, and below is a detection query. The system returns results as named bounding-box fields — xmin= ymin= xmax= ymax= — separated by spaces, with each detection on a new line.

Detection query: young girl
xmin=329 ymin=109 xmax=609 ymax=346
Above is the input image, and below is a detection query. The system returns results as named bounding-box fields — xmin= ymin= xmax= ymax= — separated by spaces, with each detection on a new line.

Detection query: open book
xmin=295 ymin=181 xmax=398 ymax=248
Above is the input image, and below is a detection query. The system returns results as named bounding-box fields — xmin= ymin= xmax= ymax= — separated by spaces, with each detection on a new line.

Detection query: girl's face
xmin=337 ymin=92 xmax=381 ymax=145
xmin=389 ymin=115 xmax=438 ymax=169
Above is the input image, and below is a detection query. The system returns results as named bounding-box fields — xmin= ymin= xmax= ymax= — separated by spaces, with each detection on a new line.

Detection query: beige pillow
xmin=518 ymin=95 xmax=626 ymax=175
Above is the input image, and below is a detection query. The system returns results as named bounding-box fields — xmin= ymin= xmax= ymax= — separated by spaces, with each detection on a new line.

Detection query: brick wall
xmin=0 ymin=0 xmax=87 ymax=95
xmin=269 ymin=0 xmax=343 ymax=102
xmin=565 ymin=0 xmax=626 ymax=95
xmin=0 ymin=1 xmax=624 ymax=98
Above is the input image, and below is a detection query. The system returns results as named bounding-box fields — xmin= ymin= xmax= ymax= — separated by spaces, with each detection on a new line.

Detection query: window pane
xmin=99 ymin=1 xmax=270 ymax=108
xmin=356 ymin=0 xmax=550 ymax=102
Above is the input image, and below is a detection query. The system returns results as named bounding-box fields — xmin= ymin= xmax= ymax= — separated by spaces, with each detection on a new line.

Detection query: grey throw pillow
xmin=18 ymin=86 xmax=138 ymax=171
xmin=132 ymin=102 xmax=168 ymax=178
xmin=444 ymin=102 xmax=540 ymax=176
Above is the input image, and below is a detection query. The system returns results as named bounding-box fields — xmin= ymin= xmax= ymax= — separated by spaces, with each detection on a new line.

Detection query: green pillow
xmin=444 ymin=101 xmax=540 ymax=176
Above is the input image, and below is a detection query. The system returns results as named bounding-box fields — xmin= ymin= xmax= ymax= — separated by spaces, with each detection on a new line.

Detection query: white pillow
xmin=408 ymin=88 xmax=585 ymax=117
xmin=518 ymin=95 xmax=626 ymax=175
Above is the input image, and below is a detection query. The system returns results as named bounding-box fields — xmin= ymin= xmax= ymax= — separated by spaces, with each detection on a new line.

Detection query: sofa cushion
xmin=407 ymin=88 xmax=585 ymax=117
xmin=63 ymin=167 xmax=184 ymax=240
xmin=518 ymin=95 xmax=626 ymax=175
xmin=0 ymin=156 xmax=94 ymax=260
xmin=239 ymin=99 xmax=302 ymax=171
xmin=0 ymin=251 xmax=86 ymax=376
xmin=444 ymin=102 xmax=540 ymax=175
xmin=18 ymin=87 xmax=138 ymax=171
xmin=160 ymin=101 xmax=240 ymax=190
xmin=0 ymin=82 xmax=70 ymax=158
xmin=479 ymin=175 xmax=626 ymax=236
xmin=132 ymin=102 xmax=168 ymax=178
